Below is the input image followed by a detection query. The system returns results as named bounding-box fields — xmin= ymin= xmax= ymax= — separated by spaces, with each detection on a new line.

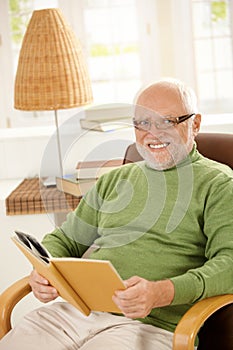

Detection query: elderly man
xmin=1 ymin=78 xmax=233 ymax=350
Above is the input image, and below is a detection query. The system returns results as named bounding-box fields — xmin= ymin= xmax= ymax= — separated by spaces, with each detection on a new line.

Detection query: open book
xmin=12 ymin=231 xmax=125 ymax=316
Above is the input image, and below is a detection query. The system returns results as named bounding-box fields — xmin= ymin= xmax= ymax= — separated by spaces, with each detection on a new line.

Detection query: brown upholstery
xmin=198 ymin=303 xmax=233 ymax=350
xmin=123 ymin=132 xmax=233 ymax=350
xmin=123 ymin=132 xmax=233 ymax=169
xmin=195 ymin=133 xmax=233 ymax=168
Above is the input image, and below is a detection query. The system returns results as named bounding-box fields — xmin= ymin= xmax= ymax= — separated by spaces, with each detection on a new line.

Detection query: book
xmin=12 ymin=231 xmax=126 ymax=316
xmin=80 ymin=118 xmax=132 ymax=132
xmin=56 ymin=175 xmax=96 ymax=197
xmin=84 ymin=104 xmax=133 ymax=121
xmin=76 ymin=159 xmax=123 ymax=180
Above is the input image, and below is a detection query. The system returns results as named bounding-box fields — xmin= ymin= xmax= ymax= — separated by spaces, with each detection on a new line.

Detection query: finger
xmin=29 ymin=270 xmax=59 ymax=303
xmin=112 ymin=295 xmax=143 ymax=316
xmin=123 ymin=276 xmax=141 ymax=288
xmin=32 ymin=289 xmax=58 ymax=303
xmin=30 ymin=270 xmax=49 ymax=285
xmin=114 ymin=285 xmax=140 ymax=300
xmin=113 ymin=299 xmax=149 ymax=319
xmin=35 ymin=283 xmax=58 ymax=295
xmin=123 ymin=309 xmax=148 ymax=319
xmin=32 ymin=285 xmax=59 ymax=302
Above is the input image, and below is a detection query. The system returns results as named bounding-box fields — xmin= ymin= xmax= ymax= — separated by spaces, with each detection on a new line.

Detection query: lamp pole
xmin=54 ymin=110 xmax=63 ymax=178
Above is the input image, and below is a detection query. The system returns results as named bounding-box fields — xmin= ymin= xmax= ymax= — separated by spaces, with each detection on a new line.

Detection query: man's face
xmin=134 ymin=85 xmax=200 ymax=170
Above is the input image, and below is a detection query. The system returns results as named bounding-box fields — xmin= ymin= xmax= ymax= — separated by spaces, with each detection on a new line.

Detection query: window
xmin=191 ymin=0 xmax=233 ymax=112
xmin=82 ymin=0 xmax=141 ymax=103
xmin=0 ymin=0 xmax=59 ymax=128
xmin=2 ymin=0 xmax=145 ymax=128
xmin=0 ymin=0 xmax=232 ymax=129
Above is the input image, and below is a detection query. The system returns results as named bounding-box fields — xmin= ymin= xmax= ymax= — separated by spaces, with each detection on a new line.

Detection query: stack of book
xmin=56 ymin=176 xmax=96 ymax=198
xmin=80 ymin=104 xmax=133 ymax=132
xmin=80 ymin=118 xmax=132 ymax=132
xmin=76 ymin=159 xmax=123 ymax=179
xmin=56 ymin=159 xmax=123 ymax=197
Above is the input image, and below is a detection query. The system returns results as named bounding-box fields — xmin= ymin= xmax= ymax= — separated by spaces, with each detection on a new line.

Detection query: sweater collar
xmin=173 ymin=142 xmax=201 ymax=168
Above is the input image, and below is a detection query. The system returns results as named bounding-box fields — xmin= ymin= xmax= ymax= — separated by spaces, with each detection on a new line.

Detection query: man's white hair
xmin=134 ymin=77 xmax=198 ymax=114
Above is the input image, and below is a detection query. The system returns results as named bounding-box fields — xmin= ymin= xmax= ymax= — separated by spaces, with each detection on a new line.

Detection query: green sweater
xmin=42 ymin=145 xmax=233 ymax=333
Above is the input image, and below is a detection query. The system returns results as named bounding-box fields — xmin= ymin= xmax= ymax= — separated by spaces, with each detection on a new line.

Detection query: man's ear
xmin=192 ymin=114 xmax=201 ymax=137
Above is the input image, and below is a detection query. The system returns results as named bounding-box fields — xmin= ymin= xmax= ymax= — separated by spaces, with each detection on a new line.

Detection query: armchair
xmin=0 ymin=132 xmax=232 ymax=349
xmin=124 ymin=132 xmax=233 ymax=349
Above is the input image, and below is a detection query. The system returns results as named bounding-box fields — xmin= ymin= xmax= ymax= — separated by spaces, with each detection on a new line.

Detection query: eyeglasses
xmin=133 ymin=113 xmax=195 ymax=131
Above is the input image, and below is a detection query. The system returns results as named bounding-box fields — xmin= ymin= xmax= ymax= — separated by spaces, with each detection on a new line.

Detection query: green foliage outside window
xmin=9 ymin=0 xmax=32 ymax=44
xmin=90 ymin=43 xmax=138 ymax=57
xmin=211 ymin=1 xmax=227 ymax=22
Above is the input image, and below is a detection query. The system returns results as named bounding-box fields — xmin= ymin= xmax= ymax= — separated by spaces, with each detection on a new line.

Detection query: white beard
xmin=136 ymin=127 xmax=193 ymax=171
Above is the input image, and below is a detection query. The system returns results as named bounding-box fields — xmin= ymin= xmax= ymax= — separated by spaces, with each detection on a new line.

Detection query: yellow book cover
xmin=12 ymin=231 xmax=125 ymax=316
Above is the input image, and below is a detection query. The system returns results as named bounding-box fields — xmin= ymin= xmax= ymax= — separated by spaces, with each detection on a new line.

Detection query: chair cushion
xmin=195 ymin=133 xmax=233 ymax=169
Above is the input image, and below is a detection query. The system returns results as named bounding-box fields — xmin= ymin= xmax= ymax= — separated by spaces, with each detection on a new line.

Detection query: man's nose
xmin=147 ymin=122 xmax=163 ymax=136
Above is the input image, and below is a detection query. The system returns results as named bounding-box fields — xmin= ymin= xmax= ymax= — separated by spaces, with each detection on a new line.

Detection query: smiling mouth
xmin=148 ymin=142 xmax=170 ymax=149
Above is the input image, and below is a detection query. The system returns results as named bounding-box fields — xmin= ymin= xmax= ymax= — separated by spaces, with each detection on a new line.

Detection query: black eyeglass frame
xmin=174 ymin=113 xmax=195 ymax=125
xmin=133 ymin=113 xmax=195 ymax=131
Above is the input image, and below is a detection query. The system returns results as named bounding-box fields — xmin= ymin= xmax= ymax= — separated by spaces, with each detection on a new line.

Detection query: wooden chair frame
xmin=0 ymin=276 xmax=233 ymax=349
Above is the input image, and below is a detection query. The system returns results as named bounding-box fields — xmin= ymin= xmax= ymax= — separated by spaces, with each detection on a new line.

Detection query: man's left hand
xmin=112 ymin=276 xmax=174 ymax=319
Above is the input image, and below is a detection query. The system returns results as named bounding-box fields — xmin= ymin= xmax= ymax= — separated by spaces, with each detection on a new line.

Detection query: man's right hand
xmin=29 ymin=269 xmax=59 ymax=303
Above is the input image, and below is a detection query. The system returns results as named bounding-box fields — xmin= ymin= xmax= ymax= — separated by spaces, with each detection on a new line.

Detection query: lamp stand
xmin=54 ymin=110 xmax=63 ymax=178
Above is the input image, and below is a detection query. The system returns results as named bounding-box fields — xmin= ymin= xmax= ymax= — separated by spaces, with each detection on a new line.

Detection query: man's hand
xmin=29 ymin=269 xmax=59 ymax=303
xmin=112 ymin=276 xmax=175 ymax=319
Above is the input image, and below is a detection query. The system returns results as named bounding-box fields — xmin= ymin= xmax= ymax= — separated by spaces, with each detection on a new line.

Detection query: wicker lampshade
xmin=14 ymin=8 xmax=93 ymax=110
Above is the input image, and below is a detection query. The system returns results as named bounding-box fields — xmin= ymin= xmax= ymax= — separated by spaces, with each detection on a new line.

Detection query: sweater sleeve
xmin=171 ymin=171 xmax=233 ymax=305
xmin=42 ymin=180 xmax=103 ymax=257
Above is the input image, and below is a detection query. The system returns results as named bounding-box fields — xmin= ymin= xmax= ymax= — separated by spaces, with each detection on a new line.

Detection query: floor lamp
xmin=14 ymin=8 xmax=93 ymax=178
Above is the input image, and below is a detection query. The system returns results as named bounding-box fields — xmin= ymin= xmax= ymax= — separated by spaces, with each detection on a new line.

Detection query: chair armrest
xmin=1 ymin=278 xmax=232 ymax=348
xmin=0 ymin=276 xmax=31 ymax=339
xmin=173 ymin=294 xmax=233 ymax=350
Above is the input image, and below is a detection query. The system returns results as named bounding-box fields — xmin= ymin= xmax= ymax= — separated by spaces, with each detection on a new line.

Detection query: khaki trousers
xmin=0 ymin=302 xmax=174 ymax=350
